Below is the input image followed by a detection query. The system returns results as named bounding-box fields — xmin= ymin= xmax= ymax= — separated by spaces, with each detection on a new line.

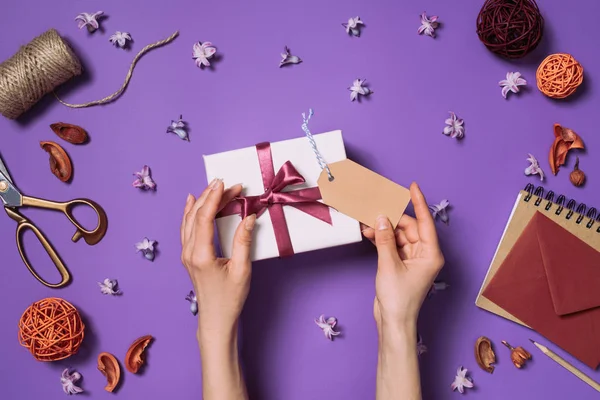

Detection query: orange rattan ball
xmin=18 ymin=297 xmax=85 ymax=361
xmin=536 ymin=53 xmax=583 ymax=99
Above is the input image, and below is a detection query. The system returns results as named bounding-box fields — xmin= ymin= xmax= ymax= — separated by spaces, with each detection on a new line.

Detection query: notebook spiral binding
xmin=523 ymin=184 xmax=600 ymax=233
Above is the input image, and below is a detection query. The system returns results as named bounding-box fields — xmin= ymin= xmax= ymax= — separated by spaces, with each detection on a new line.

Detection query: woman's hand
xmin=180 ymin=178 xmax=256 ymax=336
xmin=362 ymin=182 xmax=445 ymax=329
xmin=180 ymin=178 xmax=254 ymax=400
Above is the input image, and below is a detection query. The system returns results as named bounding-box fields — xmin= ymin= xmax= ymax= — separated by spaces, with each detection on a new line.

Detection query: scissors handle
xmin=5 ymin=207 xmax=70 ymax=288
xmin=21 ymin=195 xmax=108 ymax=245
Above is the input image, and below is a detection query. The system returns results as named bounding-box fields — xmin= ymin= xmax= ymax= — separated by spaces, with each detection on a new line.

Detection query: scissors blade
xmin=0 ymin=154 xmax=13 ymax=184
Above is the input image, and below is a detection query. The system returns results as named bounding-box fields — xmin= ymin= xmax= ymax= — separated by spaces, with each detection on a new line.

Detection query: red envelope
xmin=483 ymin=211 xmax=600 ymax=369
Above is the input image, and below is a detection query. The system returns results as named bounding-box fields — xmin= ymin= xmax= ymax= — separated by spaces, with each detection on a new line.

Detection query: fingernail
xmin=186 ymin=193 xmax=194 ymax=204
xmin=210 ymin=178 xmax=222 ymax=190
xmin=377 ymin=215 xmax=389 ymax=231
xmin=244 ymin=214 xmax=257 ymax=231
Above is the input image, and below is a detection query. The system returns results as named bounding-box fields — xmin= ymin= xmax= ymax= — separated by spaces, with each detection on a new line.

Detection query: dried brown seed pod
xmin=50 ymin=123 xmax=88 ymax=144
xmin=125 ymin=335 xmax=153 ymax=373
xmin=97 ymin=352 xmax=121 ymax=392
xmin=570 ymin=157 xmax=586 ymax=187
xmin=502 ymin=341 xmax=532 ymax=369
xmin=40 ymin=141 xmax=72 ymax=182
xmin=474 ymin=336 xmax=496 ymax=373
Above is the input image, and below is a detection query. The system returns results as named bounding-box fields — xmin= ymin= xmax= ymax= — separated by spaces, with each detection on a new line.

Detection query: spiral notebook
xmin=476 ymin=184 xmax=600 ymax=326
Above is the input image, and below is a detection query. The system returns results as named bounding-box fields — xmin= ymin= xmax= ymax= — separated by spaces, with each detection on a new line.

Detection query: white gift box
xmin=203 ymin=130 xmax=362 ymax=261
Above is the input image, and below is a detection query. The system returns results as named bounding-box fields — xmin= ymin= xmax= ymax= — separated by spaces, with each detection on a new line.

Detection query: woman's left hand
xmin=180 ymin=179 xmax=257 ymax=338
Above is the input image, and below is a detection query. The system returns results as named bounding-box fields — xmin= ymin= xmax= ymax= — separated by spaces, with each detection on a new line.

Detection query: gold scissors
xmin=0 ymin=153 xmax=108 ymax=288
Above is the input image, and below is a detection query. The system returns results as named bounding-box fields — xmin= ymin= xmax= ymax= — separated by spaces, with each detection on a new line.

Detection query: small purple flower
xmin=279 ymin=46 xmax=302 ymax=67
xmin=135 ymin=237 xmax=156 ymax=261
xmin=417 ymin=334 xmax=427 ymax=356
xmin=443 ymin=112 xmax=464 ymax=139
xmin=167 ymin=115 xmax=189 ymax=141
xmin=429 ymin=281 xmax=449 ymax=297
xmin=75 ymin=12 xmax=104 ymax=33
xmin=349 ymin=79 xmax=373 ymax=102
xmin=499 ymin=72 xmax=527 ymax=99
xmin=185 ymin=290 xmax=198 ymax=315
xmin=418 ymin=12 xmax=439 ymax=38
xmin=343 ymin=16 xmax=364 ymax=37
xmin=429 ymin=200 xmax=450 ymax=225
xmin=109 ymin=31 xmax=132 ymax=48
xmin=61 ymin=368 xmax=83 ymax=395
xmin=315 ymin=314 xmax=340 ymax=341
xmin=193 ymin=41 xmax=217 ymax=68
xmin=98 ymin=278 xmax=121 ymax=295
xmin=525 ymin=153 xmax=545 ymax=181
xmin=132 ymin=165 xmax=156 ymax=190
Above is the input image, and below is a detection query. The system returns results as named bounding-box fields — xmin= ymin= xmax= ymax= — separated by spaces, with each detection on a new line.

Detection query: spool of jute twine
xmin=0 ymin=29 xmax=179 ymax=120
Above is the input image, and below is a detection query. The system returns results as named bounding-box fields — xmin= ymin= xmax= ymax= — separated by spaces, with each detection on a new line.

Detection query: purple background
xmin=1 ymin=0 xmax=599 ymax=398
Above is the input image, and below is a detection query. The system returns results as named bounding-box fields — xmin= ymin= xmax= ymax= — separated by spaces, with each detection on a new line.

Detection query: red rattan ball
xmin=476 ymin=0 xmax=544 ymax=59
xmin=18 ymin=297 xmax=85 ymax=361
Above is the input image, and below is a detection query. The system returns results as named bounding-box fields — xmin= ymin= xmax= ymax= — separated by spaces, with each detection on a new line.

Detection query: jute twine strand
xmin=0 ymin=29 xmax=82 ymax=119
xmin=18 ymin=297 xmax=85 ymax=362
xmin=476 ymin=0 xmax=544 ymax=59
xmin=536 ymin=53 xmax=584 ymax=99
xmin=56 ymin=31 xmax=179 ymax=108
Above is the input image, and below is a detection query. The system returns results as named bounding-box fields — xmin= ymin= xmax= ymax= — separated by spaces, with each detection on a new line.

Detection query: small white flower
xmin=185 ymin=290 xmax=198 ymax=315
xmin=443 ymin=112 xmax=464 ymax=139
xmin=279 ymin=46 xmax=302 ymax=67
xmin=136 ymin=237 xmax=156 ymax=261
xmin=451 ymin=366 xmax=474 ymax=394
xmin=429 ymin=281 xmax=449 ymax=297
xmin=167 ymin=115 xmax=189 ymax=141
xmin=429 ymin=200 xmax=450 ymax=225
xmin=499 ymin=72 xmax=527 ymax=99
xmin=417 ymin=334 xmax=427 ymax=356
xmin=193 ymin=41 xmax=217 ymax=68
xmin=349 ymin=78 xmax=373 ymax=102
xmin=75 ymin=12 xmax=104 ymax=33
xmin=418 ymin=12 xmax=439 ymax=38
xmin=525 ymin=153 xmax=545 ymax=181
xmin=315 ymin=314 xmax=340 ymax=340
xmin=109 ymin=31 xmax=132 ymax=48
xmin=343 ymin=16 xmax=364 ymax=37
xmin=132 ymin=165 xmax=156 ymax=190
xmin=61 ymin=368 xmax=84 ymax=395
xmin=98 ymin=279 xmax=121 ymax=295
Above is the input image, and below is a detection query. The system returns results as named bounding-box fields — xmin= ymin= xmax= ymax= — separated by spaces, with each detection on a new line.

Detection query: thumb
xmin=374 ymin=215 xmax=401 ymax=267
xmin=231 ymin=214 xmax=256 ymax=266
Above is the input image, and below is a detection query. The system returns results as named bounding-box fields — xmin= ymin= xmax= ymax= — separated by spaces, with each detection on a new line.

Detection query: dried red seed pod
xmin=40 ymin=141 xmax=72 ymax=182
xmin=50 ymin=123 xmax=88 ymax=144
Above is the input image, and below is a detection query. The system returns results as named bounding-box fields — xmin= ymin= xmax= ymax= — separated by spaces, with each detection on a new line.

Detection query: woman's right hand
xmin=362 ymin=182 xmax=445 ymax=329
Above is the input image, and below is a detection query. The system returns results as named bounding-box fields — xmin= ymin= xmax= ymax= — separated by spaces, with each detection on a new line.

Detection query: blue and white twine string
xmin=302 ymin=109 xmax=334 ymax=181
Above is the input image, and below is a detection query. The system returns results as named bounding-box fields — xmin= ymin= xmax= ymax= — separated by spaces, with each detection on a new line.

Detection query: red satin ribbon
xmin=218 ymin=142 xmax=332 ymax=257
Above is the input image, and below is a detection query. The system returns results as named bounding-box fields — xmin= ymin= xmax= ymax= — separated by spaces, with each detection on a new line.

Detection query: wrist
xmin=378 ymin=318 xmax=417 ymax=352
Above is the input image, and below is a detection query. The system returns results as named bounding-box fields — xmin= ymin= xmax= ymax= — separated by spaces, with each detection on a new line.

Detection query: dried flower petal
xmin=549 ymin=124 xmax=585 ymax=175
xmin=61 ymin=368 xmax=84 ymax=395
xmin=450 ymin=366 xmax=474 ymax=394
xmin=135 ymin=237 xmax=156 ymax=261
xmin=167 ymin=115 xmax=189 ymax=141
xmin=125 ymin=335 xmax=153 ymax=373
xmin=342 ymin=16 xmax=364 ymax=37
xmin=40 ymin=141 xmax=72 ymax=182
xmin=475 ymin=336 xmax=496 ymax=373
xmin=75 ymin=12 xmax=104 ymax=33
xmin=443 ymin=112 xmax=464 ymax=139
xmin=418 ymin=12 xmax=439 ymax=38
xmin=279 ymin=46 xmax=302 ymax=67
xmin=50 ymin=123 xmax=88 ymax=144
xmin=109 ymin=31 xmax=132 ymax=48
xmin=185 ymin=290 xmax=198 ymax=315
xmin=97 ymin=352 xmax=121 ymax=392
xmin=417 ymin=334 xmax=427 ymax=356
xmin=98 ymin=279 xmax=121 ymax=295
xmin=349 ymin=79 xmax=373 ymax=102
xmin=132 ymin=165 xmax=156 ymax=190
xmin=429 ymin=200 xmax=450 ymax=225
xmin=315 ymin=314 xmax=340 ymax=340
xmin=525 ymin=153 xmax=544 ymax=181
xmin=499 ymin=72 xmax=527 ymax=99
xmin=193 ymin=41 xmax=217 ymax=68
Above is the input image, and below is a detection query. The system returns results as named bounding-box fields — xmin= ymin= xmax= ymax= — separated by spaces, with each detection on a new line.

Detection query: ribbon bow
xmin=218 ymin=142 xmax=332 ymax=257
